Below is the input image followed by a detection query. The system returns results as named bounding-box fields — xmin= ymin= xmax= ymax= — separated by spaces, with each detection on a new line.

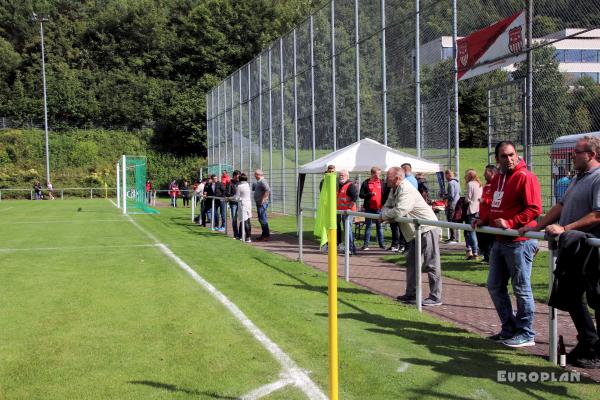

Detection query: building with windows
xmin=420 ymin=29 xmax=600 ymax=83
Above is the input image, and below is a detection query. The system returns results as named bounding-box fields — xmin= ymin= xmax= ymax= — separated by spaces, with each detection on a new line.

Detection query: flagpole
xmin=326 ymin=172 xmax=339 ymax=400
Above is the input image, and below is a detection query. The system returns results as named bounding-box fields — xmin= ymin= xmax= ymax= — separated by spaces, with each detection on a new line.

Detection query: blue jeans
xmin=465 ymin=213 xmax=479 ymax=254
xmin=230 ymin=202 xmax=239 ymax=238
xmin=217 ymin=200 xmax=226 ymax=228
xmin=257 ymin=202 xmax=270 ymax=237
xmin=363 ymin=209 xmax=384 ymax=248
xmin=487 ymin=239 xmax=537 ymax=339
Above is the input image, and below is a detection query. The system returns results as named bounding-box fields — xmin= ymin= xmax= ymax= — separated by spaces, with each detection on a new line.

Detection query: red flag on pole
xmin=457 ymin=10 xmax=526 ymax=80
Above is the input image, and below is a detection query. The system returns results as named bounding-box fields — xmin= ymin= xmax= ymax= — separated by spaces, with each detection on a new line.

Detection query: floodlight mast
xmin=32 ymin=12 xmax=51 ymax=185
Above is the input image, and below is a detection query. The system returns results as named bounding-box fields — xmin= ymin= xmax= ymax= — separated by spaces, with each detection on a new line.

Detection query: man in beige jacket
xmin=380 ymin=166 xmax=443 ymax=306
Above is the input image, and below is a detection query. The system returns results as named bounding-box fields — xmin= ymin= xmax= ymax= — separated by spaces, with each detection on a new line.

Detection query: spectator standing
xmin=319 ymin=165 xmax=336 ymax=191
xmin=359 ymin=167 xmax=385 ymax=250
xmin=226 ymin=170 xmax=241 ymax=239
xmin=221 ymin=170 xmax=231 ymax=185
xmin=444 ymin=170 xmax=461 ymax=243
xmin=168 ymin=180 xmax=179 ymax=207
xmin=477 ymin=165 xmax=497 ymax=263
xmin=415 ymin=172 xmax=430 ymax=204
xmin=181 ymin=180 xmax=190 ymax=208
xmin=33 ymin=181 xmax=42 ymax=200
xmin=382 ymin=183 xmax=404 ymax=253
xmin=234 ymin=173 xmax=253 ymax=242
xmin=464 ymin=169 xmax=483 ymax=260
xmin=47 ymin=181 xmax=54 ymax=200
xmin=381 ymin=166 xmax=443 ymax=306
xmin=337 ymin=169 xmax=358 ymax=255
xmin=520 ymin=135 xmax=600 ymax=368
xmin=472 ymin=141 xmax=542 ymax=348
xmin=145 ymin=180 xmax=152 ymax=204
xmin=401 ymin=163 xmax=418 ymax=189
xmin=555 ymin=173 xmax=572 ymax=203
xmin=253 ymin=169 xmax=271 ymax=241
xmin=203 ymin=174 xmax=226 ymax=230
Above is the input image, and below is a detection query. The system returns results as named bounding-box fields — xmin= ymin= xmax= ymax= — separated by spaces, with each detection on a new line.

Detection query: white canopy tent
xmin=296 ymin=138 xmax=443 ymax=211
xmin=299 ymin=138 xmax=442 ymax=174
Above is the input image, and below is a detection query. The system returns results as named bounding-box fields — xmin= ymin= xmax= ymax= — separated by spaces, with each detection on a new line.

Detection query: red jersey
xmin=482 ymin=159 xmax=542 ymax=241
xmin=479 ymin=182 xmax=493 ymax=222
xmin=367 ymin=178 xmax=382 ymax=210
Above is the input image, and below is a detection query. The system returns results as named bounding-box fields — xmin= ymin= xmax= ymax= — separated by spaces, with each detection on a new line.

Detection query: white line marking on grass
xmin=0 ymin=244 xmax=159 ymax=253
xmin=240 ymin=376 xmax=294 ymax=399
xmin=396 ymin=362 xmax=410 ymax=373
xmin=118 ymin=207 xmax=326 ymax=400
xmin=0 ymin=207 xmax=15 ymax=212
xmin=1 ymin=219 xmax=127 ymax=225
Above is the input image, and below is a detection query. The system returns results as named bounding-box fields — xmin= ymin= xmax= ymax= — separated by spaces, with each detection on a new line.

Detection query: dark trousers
xmin=239 ymin=219 xmax=251 ymax=239
xmin=230 ymin=202 xmax=239 ymax=238
xmin=568 ymin=296 xmax=600 ymax=349
xmin=477 ymin=232 xmax=494 ymax=261
xmin=216 ymin=200 xmax=226 ymax=228
xmin=446 ymin=206 xmax=457 ymax=240
xmin=201 ymin=201 xmax=211 ymax=226
xmin=390 ymin=222 xmax=407 ymax=247
xmin=182 ymin=195 xmax=189 ymax=207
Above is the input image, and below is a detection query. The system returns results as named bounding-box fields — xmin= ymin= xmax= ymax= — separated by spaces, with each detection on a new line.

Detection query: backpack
xmin=452 ymin=196 xmax=468 ymax=223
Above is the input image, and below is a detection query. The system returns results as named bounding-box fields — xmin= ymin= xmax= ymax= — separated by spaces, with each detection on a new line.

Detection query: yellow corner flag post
xmin=324 ymin=172 xmax=339 ymax=400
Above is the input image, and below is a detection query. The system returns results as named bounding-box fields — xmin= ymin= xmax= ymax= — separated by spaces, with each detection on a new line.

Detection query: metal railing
xmin=297 ymin=207 xmax=600 ymax=365
xmin=0 ymin=187 xmax=116 ymax=201
xmin=190 ymin=195 xmax=249 ymax=242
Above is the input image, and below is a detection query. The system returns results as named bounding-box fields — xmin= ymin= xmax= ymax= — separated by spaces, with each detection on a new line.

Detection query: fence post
xmin=191 ymin=195 xmax=196 ymax=222
xmin=548 ymin=237 xmax=558 ymax=364
xmin=298 ymin=208 xmax=304 ymax=262
xmin=224 ymin=199 xmax=228 ymax=235
xmin=331 ymin=0 xmax=337 ymax=151
xmin=211 ymin=198 xmax=215 ymax=230
xmin=354 ymin=0 xmax=360 ymax=141
xmin=61 ymin=189 xmax=64 ymax=200
xmin=381 ymin=0 xmax=388 ymax=145
xmin=90 ymin=188 xmax=93 ymax=199
xmin=415 ymin=222 xmax=422 ymax=312
xmin=241 ymin=202 xmax=246 ymax=242
xmin=31 ymin=189 xmax=33 ymax=200
xmin=345 ymin=212 xmax=350 ymax=282
xmin=0 ymin=190 xmax=2 ymax=201
xmin=279 ymin=37 xmax=285 ymax=214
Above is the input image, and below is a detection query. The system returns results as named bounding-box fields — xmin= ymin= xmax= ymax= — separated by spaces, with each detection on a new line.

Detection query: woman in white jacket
xmin=234 ymin=173 xmax=253 ymax=242
xmin=464 ymin=169 xmax=483 ymax=260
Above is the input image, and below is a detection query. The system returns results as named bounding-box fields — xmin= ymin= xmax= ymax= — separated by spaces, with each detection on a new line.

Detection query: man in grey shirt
xmin=520 ymin=135 xmax=600 ymax=368
xmin=444 ymin=169 xmax=461 ymax=243
xmin=253 ymin=169 xmax=271 ymax=241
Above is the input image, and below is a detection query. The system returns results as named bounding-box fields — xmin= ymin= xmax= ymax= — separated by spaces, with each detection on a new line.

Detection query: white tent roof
xmin=298 ymin=138 xmax=442 ymax=174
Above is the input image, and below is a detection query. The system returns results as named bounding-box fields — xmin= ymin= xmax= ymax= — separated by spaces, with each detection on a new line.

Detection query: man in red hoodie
xmin=472 ymin=141 xmax=542 ymax=348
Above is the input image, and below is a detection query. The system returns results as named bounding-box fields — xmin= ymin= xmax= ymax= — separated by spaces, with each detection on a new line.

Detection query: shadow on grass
xmin=254 ymin=255 xmax=373 ymax=296
xmin=129 ymin=380 xmax=236 ymax=399
xmin=252 ymin=259 xmax=592 ymax=398
xmin=334 ymin=307 xmax=591 ymax=399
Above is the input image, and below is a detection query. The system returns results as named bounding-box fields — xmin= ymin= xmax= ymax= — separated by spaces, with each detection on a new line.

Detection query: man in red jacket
xmin=477 ymin=164 xmax=497 ymax=263
xmin=359 ymin=166 xmax=385 ymax=250
xmin=472 ymin=141 xmax=542 ymax=348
